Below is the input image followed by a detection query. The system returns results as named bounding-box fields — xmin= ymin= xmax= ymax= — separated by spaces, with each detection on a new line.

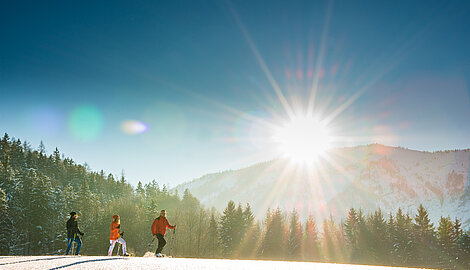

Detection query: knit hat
xmin=113 ymin=215 xmax=119 ymax=219
xmin=70 ymin=212 xmax=77 ymax=216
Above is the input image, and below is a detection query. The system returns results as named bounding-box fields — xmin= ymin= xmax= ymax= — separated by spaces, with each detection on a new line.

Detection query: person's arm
xmin=166 ymin=219 xmax=176 ymax=229
xmin=76 ymin=221 xmax=84 ymax=236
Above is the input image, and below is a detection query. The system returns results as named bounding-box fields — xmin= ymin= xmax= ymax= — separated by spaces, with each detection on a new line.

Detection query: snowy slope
xmin=0 ymin=256 xmax=430 ymax=269
xmin=175 ymin=144 xmax=470 ymax=228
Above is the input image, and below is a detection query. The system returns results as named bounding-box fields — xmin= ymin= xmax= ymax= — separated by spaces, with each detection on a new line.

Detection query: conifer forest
xmin=0 ymin=133 xmax=469 ymax=269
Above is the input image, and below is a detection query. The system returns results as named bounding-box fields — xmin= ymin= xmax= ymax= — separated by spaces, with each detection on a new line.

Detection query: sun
xmin=272 ymin=115 xmax=332 ymax=164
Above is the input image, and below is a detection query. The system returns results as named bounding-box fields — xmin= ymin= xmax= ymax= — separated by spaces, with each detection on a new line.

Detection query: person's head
xmin=113 ymin=214 xmax=120 ymax=224
xmin=160 ymin=210 xmax=166 ymax=218
xmin=70 ymin=212 xmax=77 ymax=219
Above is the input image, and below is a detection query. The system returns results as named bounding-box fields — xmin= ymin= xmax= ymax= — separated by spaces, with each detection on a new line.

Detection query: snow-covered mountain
xmin=176 ymin=144 xmax=470 ymax=228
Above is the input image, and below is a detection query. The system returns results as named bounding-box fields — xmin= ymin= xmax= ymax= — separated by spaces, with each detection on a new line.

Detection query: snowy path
xmin=0 ymin=256 xmax=430 ymax=270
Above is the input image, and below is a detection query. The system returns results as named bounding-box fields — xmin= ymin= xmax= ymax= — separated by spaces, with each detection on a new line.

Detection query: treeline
xmin=0 ymin=133 xmax=216 ymax=257
xmin=0 ymin=133 xmax=469 ymax=269
xmin=214 ymin=202 xmax=470 ymax=269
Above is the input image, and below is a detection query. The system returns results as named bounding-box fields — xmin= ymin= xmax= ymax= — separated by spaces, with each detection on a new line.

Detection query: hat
xmin=113 ymin=215 xmax=119 ymax=219
xmin=70 ymin=212 xmax=77 ymax=216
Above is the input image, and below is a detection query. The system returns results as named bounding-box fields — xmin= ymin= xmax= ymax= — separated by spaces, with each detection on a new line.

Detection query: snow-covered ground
xmin=0 ymin=256 xmax=430 ymax=270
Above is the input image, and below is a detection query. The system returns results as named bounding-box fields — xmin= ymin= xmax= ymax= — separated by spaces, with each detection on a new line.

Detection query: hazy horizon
xmin=1 ymin=133 xmax=468 ymax=187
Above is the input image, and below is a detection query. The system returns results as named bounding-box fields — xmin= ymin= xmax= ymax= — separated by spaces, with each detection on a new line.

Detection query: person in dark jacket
xmin=65 ymin=211 xmax=84 ymax=255
xmin=151 ymin=210 xmax=176 ymax=256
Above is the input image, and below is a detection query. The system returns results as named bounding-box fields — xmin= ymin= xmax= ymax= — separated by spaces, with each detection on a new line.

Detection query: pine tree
xmin=412 ymin=204 xmax=436 ymax=267
xmin=17 ymin=169 xmax=55 ymax=255
xmin=368 ymin=209 xmax=388 ymax=264
xmin=206 ymin=212 xmax=219 ymax=257
xmin=219 ymin=200 xmax=237 ymax=258
xmin=303 ymin=215 xmax=320 ymax=261
xmin=0 ymin=188 xmax=11 ymax=254
xmin=322 ymin=217 xmax=339 ymax=262
xmin=287 ymin=209 xmax=302 ymax=260
xmin=386 ymin=212 xmax=395 ymax=263
xmin=237 ymin=203 xmax=258 ymax=259
xmin=260 ymin=208 xmax=285 ymax=259
xmin=456 ymin=229 xmax=470 ymax=269
xmin=451 ymin=218 xmax=466 ymax=268
xmin=242 ymin=203 xmax=255 ymax=231
xmin=243 ymin=222 xmax=262 ymax=259
xmin=136 ymin=181 xmax=145 ymax=197
xmin=392 ymin=208 xmax=414 ymax=264
xmin=38 ymin=141 xmax=46 ymax=155
xmin=344 ymin=208 xmax=359 ymax=262
xmin=437 ymin=216 xmax=454 ymax=267
xmin=233 ymin=203 xmax=244 ymax=252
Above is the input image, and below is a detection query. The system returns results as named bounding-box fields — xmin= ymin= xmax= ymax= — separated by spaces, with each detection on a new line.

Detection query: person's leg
xmin=74 ymin=237 xmax=82 ymax=255
xmin=118 ymin=237 xmax=127 ymax=254
xmin=155 ymin=234 xmax=166 ymax=254
xmin=65 ymin=237 xmax=72 ymax=255
xmin=108 ymin=240 xmax=116 ymax=256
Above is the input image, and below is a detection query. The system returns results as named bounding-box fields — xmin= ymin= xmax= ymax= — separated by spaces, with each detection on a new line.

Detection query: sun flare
xmin=272 ymin=115 xmax=332 ymax=164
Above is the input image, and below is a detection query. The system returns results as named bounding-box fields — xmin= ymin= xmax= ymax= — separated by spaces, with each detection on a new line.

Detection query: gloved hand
xmin=120 ymin=231 xmax=125 ymax=237
xmin=80 ymin=232 xmax=84 ymax=236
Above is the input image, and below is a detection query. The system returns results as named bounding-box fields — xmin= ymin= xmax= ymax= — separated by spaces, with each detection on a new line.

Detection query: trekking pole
xmin=80 ymin=234 xmax=84 ymax=249
xmin=147 ymin=237 xmax=155 ymax=250
xmin=170 ymin=228 xmax=176 ymax=257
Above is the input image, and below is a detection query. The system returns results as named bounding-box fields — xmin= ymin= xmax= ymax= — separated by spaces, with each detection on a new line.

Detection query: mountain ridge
xmin=175 ymin=144 xmax=470 ymax=228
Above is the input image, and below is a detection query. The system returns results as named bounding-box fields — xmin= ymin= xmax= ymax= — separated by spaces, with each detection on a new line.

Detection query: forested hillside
xmin=0 ymin=133 xmax=469 ymax=269
xmin=0 ymin=133 xmax=217 ymax=257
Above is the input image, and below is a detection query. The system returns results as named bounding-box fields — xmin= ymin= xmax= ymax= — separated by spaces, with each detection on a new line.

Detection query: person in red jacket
xmin=107 ymin=215 xmax=130 ymax=256
xmin=151 ymin=210 xmax=176 ymax=256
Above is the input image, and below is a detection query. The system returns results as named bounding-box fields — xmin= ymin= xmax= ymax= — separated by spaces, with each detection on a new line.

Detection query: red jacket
xmin=110 ymin=221 xmax=120 ymax=240
xmin=151 ymin=217 xmax=175 ymax=236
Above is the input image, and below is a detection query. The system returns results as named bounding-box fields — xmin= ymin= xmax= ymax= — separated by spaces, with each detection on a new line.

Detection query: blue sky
xmin=1 ymin=0 xmax=469 ymax=186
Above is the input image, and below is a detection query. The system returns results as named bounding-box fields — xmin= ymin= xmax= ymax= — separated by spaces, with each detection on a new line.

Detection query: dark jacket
xmin=66 ymin=217 xmax=83 ymax=238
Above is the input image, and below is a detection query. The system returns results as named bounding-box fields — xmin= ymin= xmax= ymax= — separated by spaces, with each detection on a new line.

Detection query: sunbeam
xmin=227 ymin=1 xmax=295 ymax=120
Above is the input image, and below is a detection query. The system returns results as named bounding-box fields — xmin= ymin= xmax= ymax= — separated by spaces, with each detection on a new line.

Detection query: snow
xmin=0 ymin=256 xmax=431 ymax=270
xmin=175 ymin=145 xmax=470 ymax=228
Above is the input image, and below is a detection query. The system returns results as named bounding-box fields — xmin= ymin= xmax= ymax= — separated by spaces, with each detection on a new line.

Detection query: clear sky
xmin=1 ymin=0 xmax=469 ymax=186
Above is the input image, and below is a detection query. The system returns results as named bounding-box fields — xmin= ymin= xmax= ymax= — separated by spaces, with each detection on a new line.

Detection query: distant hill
xmin=176 ymin=144 xmax=470 ymax=228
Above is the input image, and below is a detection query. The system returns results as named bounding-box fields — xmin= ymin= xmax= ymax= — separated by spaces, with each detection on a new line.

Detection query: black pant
xmin=155 ymin=234 xmax=166 ymax=254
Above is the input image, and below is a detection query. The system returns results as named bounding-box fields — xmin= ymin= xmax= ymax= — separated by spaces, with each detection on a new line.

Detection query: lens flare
xmin=121 ymin=120 xmax=150 ymax=135
xmin=68 ymin=105 xmax=104 ymax=142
